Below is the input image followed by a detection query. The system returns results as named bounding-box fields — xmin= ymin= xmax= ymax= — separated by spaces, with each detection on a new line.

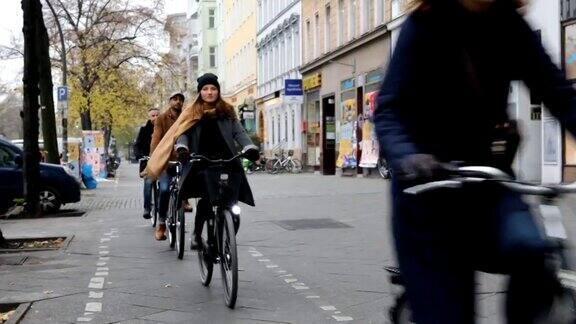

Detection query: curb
xmin=2 ymin=302 xmax=31 ymax=324
xmin=0 ymin=235 xmax=74 ymax=254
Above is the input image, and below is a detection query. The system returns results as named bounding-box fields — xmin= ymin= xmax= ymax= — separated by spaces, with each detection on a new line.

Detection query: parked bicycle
xmin=266 ymin=149 xmax=302 ymax=174
xmin=386 ymin=165 xmax=576 ymax=323
xmin=192 ymin=151 xmax=248 ymax=309
xmin=377 ymin=157 xmax=391 ymax=179
xmin=243 ymin=152 xmax=267 ymax=174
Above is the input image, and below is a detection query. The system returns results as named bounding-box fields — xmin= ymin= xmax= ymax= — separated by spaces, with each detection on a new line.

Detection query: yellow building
xmin=220 ymin=0 xmax=258 ymax=136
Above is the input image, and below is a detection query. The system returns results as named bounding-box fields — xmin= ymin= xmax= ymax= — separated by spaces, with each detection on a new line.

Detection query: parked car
xmin=0 ymin=138 xmax=81 ymax=213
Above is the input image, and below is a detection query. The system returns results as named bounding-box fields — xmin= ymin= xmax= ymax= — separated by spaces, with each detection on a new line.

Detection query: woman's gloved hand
xmin=176 ymin=147 xmax=189 ymax=163
xmin=242 ymin=145 xmax=260 ymax=162
xmin=398 ymin=154 xmax=442 ymax=181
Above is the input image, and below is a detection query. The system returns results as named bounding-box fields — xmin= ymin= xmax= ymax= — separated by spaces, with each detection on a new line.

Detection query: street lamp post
xmin=44 ymin=0 xmax=68 ymax=162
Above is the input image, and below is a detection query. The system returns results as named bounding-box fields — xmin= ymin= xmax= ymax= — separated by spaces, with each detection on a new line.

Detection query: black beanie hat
xmin=197 ymin=73 xmax=221 ymax=93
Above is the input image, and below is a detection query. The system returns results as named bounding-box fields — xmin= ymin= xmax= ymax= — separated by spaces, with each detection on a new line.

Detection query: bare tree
xmin=0 ymin=87 xmax=24 ymax=140
xmin=47 ymin=0 xmax=163 ymax=131
xmin=0 ymin=6 xmax=59 ymax=163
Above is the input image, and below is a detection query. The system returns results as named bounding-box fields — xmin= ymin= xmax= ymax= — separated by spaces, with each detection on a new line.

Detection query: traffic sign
xmin=57 ymin=86 xmax=68 ymax=102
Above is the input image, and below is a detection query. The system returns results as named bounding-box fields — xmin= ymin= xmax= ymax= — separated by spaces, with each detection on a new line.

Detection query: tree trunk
xmin=80 ymin=93 xmax=92 ymax=130
xmin=22 ymin=0 xmax=41 ymax=217
xmin=37 ymin=2 xmax=59 ymax=164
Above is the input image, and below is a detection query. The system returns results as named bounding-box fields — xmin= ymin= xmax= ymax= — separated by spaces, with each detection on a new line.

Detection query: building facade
xmin=197 ymin=0 xmax=220 ymax=77
xmin=559 ymin=0 xmax=576 ymax=182
xmin=221 ymin=0 xmax=258 ymax=135
xmin=185 ymin=0 xmax=200 ymax=97
xmin=256 ymin=0 xmax=303 ymax=158
xmin=299 ymin=0 xmax=403 ymax=175
xmin=156 ymin=13 xmax=189 ymax=106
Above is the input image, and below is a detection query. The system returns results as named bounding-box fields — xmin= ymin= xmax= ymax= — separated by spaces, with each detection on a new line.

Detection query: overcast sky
xmin=0 ymin=0 xmax=187 ymax=88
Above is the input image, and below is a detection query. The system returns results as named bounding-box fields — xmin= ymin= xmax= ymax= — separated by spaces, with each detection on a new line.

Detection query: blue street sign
xmin=284 ymin=79 xmax=303 ymax=96
xmin=57 ymin=86 xmax=68 ymax=102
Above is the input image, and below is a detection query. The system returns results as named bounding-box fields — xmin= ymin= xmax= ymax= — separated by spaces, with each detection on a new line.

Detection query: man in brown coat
xmin=151 ymin=92 xmax=184 ymax=240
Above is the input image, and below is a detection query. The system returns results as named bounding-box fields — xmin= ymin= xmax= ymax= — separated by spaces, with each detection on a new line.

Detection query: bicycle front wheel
xmin=218 ymin=209 xmax=238 ymax=308
xmin=176 ymin=204 xmax=185 ymax=260
xmin=197 ymin=217 xmax=213 ymax=286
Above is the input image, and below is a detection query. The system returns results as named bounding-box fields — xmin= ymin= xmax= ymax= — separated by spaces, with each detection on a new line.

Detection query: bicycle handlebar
xmin=189 ymin=152 xmax=246 ymax=165
xmin=404 ymin=166 xmax=576 ymax=196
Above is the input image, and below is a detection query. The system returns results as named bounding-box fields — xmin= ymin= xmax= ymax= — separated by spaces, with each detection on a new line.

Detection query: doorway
xmin=322 ymin=95 xmax=336 ymax=175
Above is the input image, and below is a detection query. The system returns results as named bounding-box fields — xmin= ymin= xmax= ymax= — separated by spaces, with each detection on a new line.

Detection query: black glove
xmin=176 ymin=147 xmax=189 ymax=163
xmin=243 ymin=146 xmax=260 ymax=162
xmin=398 ymin=154 xmax=442 ymax=181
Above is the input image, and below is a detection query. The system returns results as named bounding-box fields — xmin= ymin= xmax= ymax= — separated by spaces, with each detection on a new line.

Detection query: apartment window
xmin=325 ymin=5 xmax=332 ymax=52
xmin=349 ymin=0 xmax=357 ymax=39
xmin=190 ymin=56 xmax=198 ymax=77
xmin=209 ymin=8 xmax=215 ymax=28
xmin=209 ymin=46 xmax=216 ymax=67
xmin=363 ymin=0 xmax=374 ymax=31
xmin=306 ymin=19 xmax=312 ymax=62
xmin=392 ymin=0 xmax=400 ymax=19
xmin=294 ymin=26 xmax=300 ymax=66
xmin=376 ymin=0 xmax=384 ymax=25
xmin=338 ymin=0 xmax=346 ymax=45
xmin=314 ymin=13 xmax=320 ymax=57
xmin=286 ymin=33 xmax=293 ymax=70
xmin=280 ymin=39 xmax=285 ymax=74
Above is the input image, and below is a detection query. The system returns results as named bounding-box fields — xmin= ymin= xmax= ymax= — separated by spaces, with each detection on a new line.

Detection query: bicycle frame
xmin=386 ymin=166 xmax=576 ymax=323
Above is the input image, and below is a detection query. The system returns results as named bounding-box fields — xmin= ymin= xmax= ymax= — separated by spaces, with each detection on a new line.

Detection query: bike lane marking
xmin=76 ymin=228 xmax=118 ymax=323
xmin=248 ymin=247 xmax=354 ymax=322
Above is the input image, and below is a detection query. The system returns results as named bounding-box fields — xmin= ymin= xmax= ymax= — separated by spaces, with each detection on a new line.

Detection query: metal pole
xmin=44 ymin=0 xmax=68 ymax=162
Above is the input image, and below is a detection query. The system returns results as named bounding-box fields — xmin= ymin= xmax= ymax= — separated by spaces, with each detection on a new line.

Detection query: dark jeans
xmin=193 ymin=198 xmax=213 ymax=237
xmin=143 ymin=177 xmax=153 ymax=212
xmin=393 ymin=182 xmax=556 ymax=324
xmin=158 ymin=171 xmax=171 ymax=223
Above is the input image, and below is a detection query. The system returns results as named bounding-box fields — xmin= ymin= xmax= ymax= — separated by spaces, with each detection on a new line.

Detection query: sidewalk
xmin=0 ymin=168 xmax=139 ymax=323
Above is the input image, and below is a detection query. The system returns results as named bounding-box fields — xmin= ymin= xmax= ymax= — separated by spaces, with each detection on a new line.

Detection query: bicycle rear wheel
xmin=150 ymin=184 xmax=158 ymax=227
xmin=176 ymin=204 xmax=185 ymax=259
xmin=290 ymin=159 xmax=302 ymax=173
xmin=167 ymin=191 xmax=177 ymax=249
xmin=218 ymin=209 xmax=238 ymax=308
xmin=265 ymin=159 xmax=276 ymax=173
xmin=547 ymin=266 xmax=576 ymax=322
xmin=378 ymin=158 xmax=391 ymax=179
xmin=197 ymin=217 xmax=213 ymax=286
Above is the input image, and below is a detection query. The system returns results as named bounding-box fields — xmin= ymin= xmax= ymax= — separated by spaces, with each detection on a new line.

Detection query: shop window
xmin=564 ymin=23 xmax=576 ymax=80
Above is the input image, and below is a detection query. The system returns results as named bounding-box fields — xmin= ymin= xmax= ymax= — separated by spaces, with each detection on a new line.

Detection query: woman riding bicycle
xmin=174 ymin=73 xmax=259 ymax=250
xmin=374 ymin=0 xmax=576 ymax=323
xmin=142 ymin=73 xmax=259 ymax=249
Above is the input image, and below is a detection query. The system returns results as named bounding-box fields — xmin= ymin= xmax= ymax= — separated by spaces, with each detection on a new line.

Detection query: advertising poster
xmin=565 ymin=24 xmax=576 ymax=80
xmin=67 ymin=142 xmax=81 ymax=178
xmin=82 ymin=130 xmax=107 ymax=178
xmin=336 ymin=99 xmax=358 ymax=169
xmin=359 ymin=91 xmax=379 ymax=168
